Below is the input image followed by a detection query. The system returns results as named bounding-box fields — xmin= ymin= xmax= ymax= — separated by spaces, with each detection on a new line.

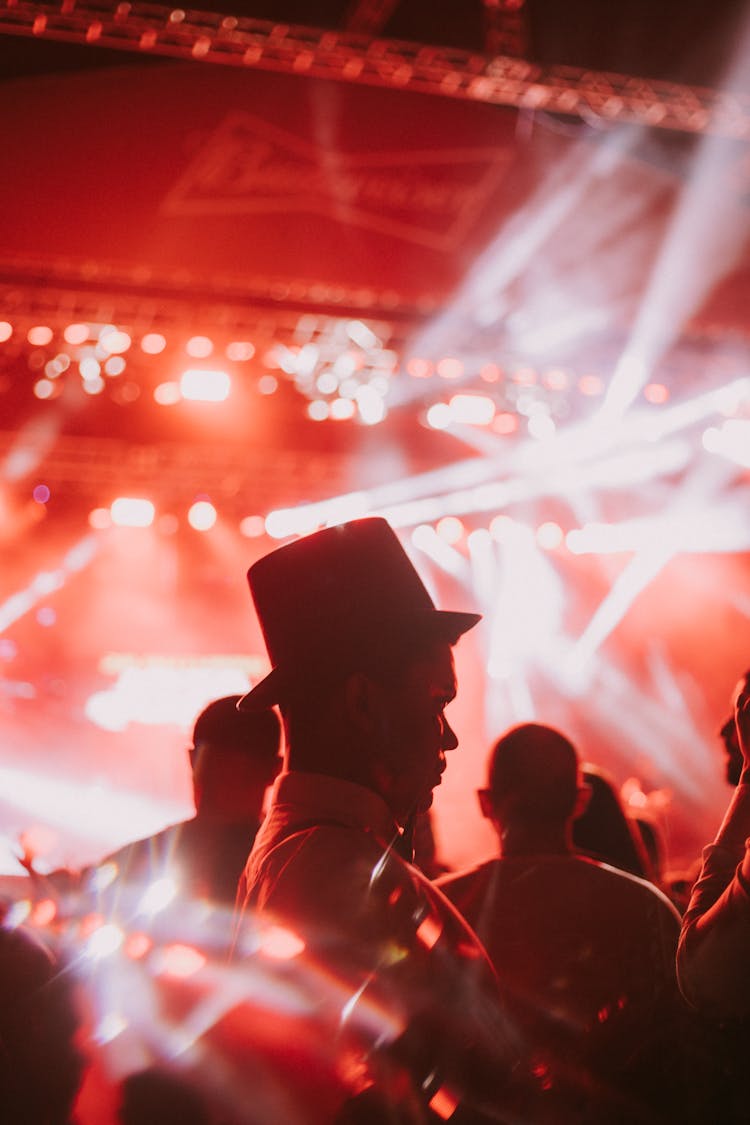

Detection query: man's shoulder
xmin=250 ymin=821 xmax=410 ymax=900
xmin=572 ymin=854 xmax=682 ymax=925
xmin=436 ymin=859 xmax=497 ymax=895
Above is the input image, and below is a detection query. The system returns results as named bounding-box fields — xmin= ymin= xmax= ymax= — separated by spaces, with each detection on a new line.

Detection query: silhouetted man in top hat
xmin=234 ymin=518 xmax=521 ymax=1123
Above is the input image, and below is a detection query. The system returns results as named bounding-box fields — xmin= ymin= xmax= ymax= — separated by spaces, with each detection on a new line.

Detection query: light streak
xmin=0 ymin=765 xmax=187 ymax=848
xmin=602 ymin=14 xmax=750 ymax=420
xmin=0 ymin=535 xmax=98 ymax=632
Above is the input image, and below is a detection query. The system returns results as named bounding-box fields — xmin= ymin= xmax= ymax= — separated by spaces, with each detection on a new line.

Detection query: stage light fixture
xmin=449 ymin=394 xmax=495 ymax=425
xmin=578 ymin=374 xmax=604 ymax=396
xmin=426 ymin=403 xmax=451 ymax=429
xmin=316 ymin=371 xmax=338 ymax=394
xmin=356 ymin=384 xmax=387 ymax=425
xmin=141 ymin=333 xmax=167 ymax=355
xmin=99 ymin=329 xmax=132 ymax=355
xmin=179 ymin=368 xmax=230 ymax=402
xmin=239 ymin=515 xmax=265 ymax=538
xmin=513 ymin=367 xmax=537 ymax=386
xmin=63 ymin=323 xmax=89 ymax=345
xmin=346 ymin=320 xmax=378 ymax=349
xmin=104 ymin=356 xmax=126 ymax=376
xmin=37 ymin=606 xmax=56 ymax=625
xmin=89 ymin=508 xmax=112 ymax=530
xmin=226 ymin=341 xmax=255 ymax=361
xmin=79 ymin=356 xmax=101 ymax=379
xmin=157 ymin=943 xmax=207 ymax=979
xmin=27 ymin=325 xmax=53 ymax=346
xmin=187 ymin=500 xmax=217 ymax=531
xmin=153 ymin=382 xmax=180 ymax=405
xmin=493 ymin=412 xmax=518 ymax=434
xmin=407 ymin=358 xmax=433 ymax=378
xmin=110 ymin=498 xmax=155 ymax=528
xmin=436 ymin=357 xmax=464 ymax=379
xmin=436 ymin=516 xmax=464 ymax=544
xmin=544 ymin=369 xmax=569 ymax=390
xmin=536 ymin=521 xmax=564 ymax=550
xmin=186 ymin=335 xmax=214 ymax=358
xmin=528 ymin=414 xmax=556 ymax=440
xmin=33 ymin=379 xmax=55 ymax=400
xmin=331 ymin=397 xmax=356 ymax=420
xmin=644 ymin=382 xmax=669 ymax=404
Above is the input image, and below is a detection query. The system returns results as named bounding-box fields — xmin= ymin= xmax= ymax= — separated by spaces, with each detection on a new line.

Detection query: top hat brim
xmin=237 ymin=608 xmax=481 ymax=712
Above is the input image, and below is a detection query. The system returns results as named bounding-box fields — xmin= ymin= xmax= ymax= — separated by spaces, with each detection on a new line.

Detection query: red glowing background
xmin=0 ymin=4 xmax=749 ymax=886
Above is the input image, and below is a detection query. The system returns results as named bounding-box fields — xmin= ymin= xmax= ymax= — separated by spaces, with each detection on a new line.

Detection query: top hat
xmin=238 ymin=517 xmax=480 ymax=711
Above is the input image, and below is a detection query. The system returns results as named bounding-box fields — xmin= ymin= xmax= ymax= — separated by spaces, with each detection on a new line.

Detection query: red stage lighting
xmin=141 ymin=333 xmax=167 ymax=355
xmin=110 ymin=498 xmax=155 ymax=528
xmin=180 ymin=369 xmax=230 ymax=402
xmin=187 ymin=500 xmax=217 ymax=531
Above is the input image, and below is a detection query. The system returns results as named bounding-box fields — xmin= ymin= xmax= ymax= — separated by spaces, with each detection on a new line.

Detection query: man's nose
xmin=442 ymin=720 xmax=459 ymax=752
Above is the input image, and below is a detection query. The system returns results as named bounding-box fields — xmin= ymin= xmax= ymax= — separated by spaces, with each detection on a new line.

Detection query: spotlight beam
xmin=0 ymin=535 xmax=98 ymax=632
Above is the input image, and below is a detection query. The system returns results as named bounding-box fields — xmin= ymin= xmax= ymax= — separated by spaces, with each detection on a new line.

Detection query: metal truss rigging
xmin=0 ymin=0 xmax=748 ymax=137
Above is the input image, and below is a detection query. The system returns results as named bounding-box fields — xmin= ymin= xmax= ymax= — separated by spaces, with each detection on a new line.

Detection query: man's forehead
xmin=409 ymin=642 xmax=457 ymax=692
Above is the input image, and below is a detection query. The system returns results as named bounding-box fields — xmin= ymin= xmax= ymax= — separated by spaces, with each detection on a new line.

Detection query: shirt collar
xmin=270 ymin=770 xmax=400 ymax=848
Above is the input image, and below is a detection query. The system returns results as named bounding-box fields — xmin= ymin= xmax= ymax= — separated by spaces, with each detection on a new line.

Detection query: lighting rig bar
xmin=0 ymin=430 xmax=358 ymax=511
xmin=1 ymin=1 xmax=748 ymax=138
xmin=0 ymin=277 xmax=416 ymax=356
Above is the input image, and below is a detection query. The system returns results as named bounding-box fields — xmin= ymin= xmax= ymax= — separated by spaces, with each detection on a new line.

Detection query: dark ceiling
xmin=0 ymin=0 xmax=745 ymax=86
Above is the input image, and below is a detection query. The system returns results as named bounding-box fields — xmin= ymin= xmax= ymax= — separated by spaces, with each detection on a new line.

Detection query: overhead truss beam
xmin=0 ymin=1 xmax=748 ymax=137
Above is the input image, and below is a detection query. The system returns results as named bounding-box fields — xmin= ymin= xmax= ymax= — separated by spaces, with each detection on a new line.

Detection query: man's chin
xmin=416 ymin=791 xmax=435 ymax=814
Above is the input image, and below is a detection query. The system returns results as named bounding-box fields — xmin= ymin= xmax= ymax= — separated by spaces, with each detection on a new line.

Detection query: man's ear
xmin=344 ymin=671 xmax=382 ymax=736
xmin=477 ymin=788 xmax=495 ymax=821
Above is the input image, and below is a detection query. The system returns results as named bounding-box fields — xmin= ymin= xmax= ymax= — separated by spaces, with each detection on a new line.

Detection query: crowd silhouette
xmin=1 ymin=517 xmax=748 ymax=1124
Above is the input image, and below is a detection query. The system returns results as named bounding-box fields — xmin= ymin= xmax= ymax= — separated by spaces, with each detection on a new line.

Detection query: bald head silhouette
xmin=488 ymin=723 xmax=579 ymax=820
xmin=480 ymin=724 xmax=587 ymax=856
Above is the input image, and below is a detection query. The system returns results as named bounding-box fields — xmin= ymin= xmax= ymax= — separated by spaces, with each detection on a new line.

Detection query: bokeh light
xmin=110 ymin=497 xmax=155 ymax=528
xmin=99 ymin=328 xmax=131 ymax=354
xmin=186 ymin=335 xmax=214 ymax=358
xmin=436 ymin=516 xmax=464 ymax=544
xmin=141 ymin=333 xmax=167 ymax=355
xmin=180 ymin=369 xmax=230 ymax=402
xmin=154 ymin=381 xmax=181 ymax=405
xmin=240 ymin=515 xmax=266 ymax=538
xmin=436 ymin=357 xmax=464 ymax=379
xmin=226 ymin=340 xmax=255 ymax=361
xmin=64 ymin=323 xmax=89 ymax=345
xmin=187 ymin=500 xmax=217 ymax=531
xmin=536 ymin=521 xmax=564 ymax=550
xmin=27 ymin=325 xmax=53 ymax=346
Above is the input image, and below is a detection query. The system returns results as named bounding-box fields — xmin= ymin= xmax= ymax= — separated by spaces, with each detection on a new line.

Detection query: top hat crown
xmin=238 ymin=517 xmax=480 ymax=710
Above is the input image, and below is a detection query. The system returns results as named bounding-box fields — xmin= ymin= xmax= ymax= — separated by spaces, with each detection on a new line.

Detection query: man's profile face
xmin=374 ymin=640 xmax=459 ymax=823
